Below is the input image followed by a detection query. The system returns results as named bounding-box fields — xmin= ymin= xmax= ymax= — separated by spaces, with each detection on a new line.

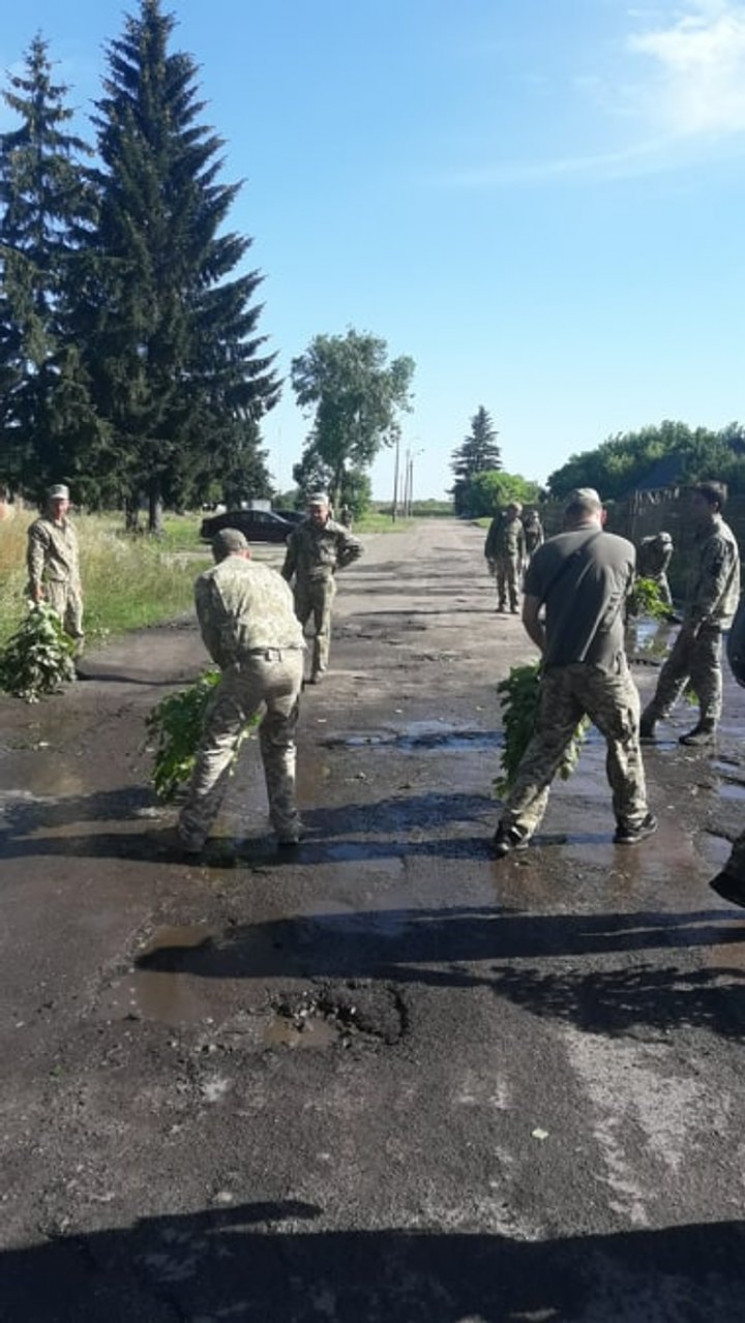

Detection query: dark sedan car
xmin=273 ymin=508 xmax=306 ymax=525
xmin=199 ymin=509 xmax=295 ymax=543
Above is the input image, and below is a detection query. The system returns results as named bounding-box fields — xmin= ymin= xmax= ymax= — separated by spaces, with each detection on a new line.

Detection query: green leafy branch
xmin=146 ymin=669 xmax=259 ymax=802
xmin=494 ymin=661 xmax=588 ymax=797
xmin=0 ymin=603 xmax=76 ymax=703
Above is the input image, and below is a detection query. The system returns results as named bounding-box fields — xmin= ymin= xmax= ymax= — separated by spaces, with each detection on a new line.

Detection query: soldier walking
xmin=637 ymin=531 xmax=674 ymax=608
xmin=493 ymin=487 xmax=656 ymax=856
xmin=178 ymin=529 xmax=306 ymax=854
xmin=640 ymin=483 xmax=740 ymax=747
xmin=26 ymin=484 xmax=84 ymax=657
xmin=282 ymin=492 xmax=362 ymax=684
xmin=522 ymin=508 xmax=544 ymax=561
xmin=484 ymin=502 xmax=526 ymax=613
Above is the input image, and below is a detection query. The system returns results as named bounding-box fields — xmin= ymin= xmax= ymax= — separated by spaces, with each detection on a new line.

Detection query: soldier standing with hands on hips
xmin=282 ymin=492 xmax=362 ymax=685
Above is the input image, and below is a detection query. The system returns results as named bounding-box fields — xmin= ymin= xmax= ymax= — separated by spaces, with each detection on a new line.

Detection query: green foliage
xmin=451 ymin=407 xmax=502 ymax=514
xmin=468 ymin=470 xmax=540 ymax=518
xmin=146 ymin=669 xmax=260 ymax=802
xmin=547 ymin=419 xmax=745 ymax=501
xmin=0 ymin=602 xmax=76 ymax=702
xmin=291 ymin=328 xmax=414 ymax=504
xmin=626 ymin=576 xmax=670 ymax=621
xmin=494 ymin=662 xmax=588 ymax=797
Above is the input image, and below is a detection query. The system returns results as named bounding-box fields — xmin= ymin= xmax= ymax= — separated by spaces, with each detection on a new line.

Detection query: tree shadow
xmin=3 ymin=1202 xmax=744 ymax=1322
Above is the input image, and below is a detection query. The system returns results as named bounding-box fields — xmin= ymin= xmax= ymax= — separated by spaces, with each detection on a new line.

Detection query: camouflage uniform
xmin=637 ymin=533 xmax=674 ymax=607
xmin=485 ymin=513 xmax=526 ymax=611
xmin=178 ymin=557 xmax=305 ymax=849
xmin=282 ymin=517 xmax=362 ymax=679
xmin=501 ymin=662 xmax=647 ymax=839
xmin=497 ymin=523 xmax=651 ymax=844
xmin=26 ymin=516 xmax=84 ymax=653
xmin=522 ymin=513 xmax=544 ymax=559
xmin=642 ymin=515 xmax=740 ymax=729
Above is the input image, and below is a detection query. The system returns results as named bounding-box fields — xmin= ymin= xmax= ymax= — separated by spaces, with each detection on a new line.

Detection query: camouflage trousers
xmin=500 ymin=662 xmax=648 ymax=839
xmin=294 ymin=575 xmax=335 ymax=677
xmin=45 ymin=579 xmax=84 ymax=655
xmin=178 ymin=650 xmax=304 ymax=848
xmin=495 ymin=555 xmax=521 ymax=611
xmin=644 ymin=624 xmax=723 ymax=726
xmin=724 ymin=827 xmax=745 ymax=881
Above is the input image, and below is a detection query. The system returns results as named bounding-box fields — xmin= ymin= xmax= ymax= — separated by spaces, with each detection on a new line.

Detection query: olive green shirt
xmin=525 ymin=529 xmax=635 ymax=672
xmin=282 ymin=517 xmax=362 ymax=584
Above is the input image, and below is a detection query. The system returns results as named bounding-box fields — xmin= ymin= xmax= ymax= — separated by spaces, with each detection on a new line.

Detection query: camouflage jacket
xmin=27 ymin=517 xmax=81 ymax=593
xmin=282 ymin=517 xmax=362 ymax=583
xmin=195 ymin=557 xmax=305 ymax=668
xmin=485 ymin=514 xmax=526 ymax=561
xmin=685 ymin=515 xmax=740 ymax=628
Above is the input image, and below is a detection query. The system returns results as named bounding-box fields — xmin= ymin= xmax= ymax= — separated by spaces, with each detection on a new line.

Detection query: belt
xmin=242 ymin=646 xmax=303 ymax=661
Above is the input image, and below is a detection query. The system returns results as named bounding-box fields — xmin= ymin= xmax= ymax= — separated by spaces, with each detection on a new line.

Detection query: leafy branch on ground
xmin=494 ymin=661 xmax=588 ymax=797
xmin=0 ymin=603 xmax=76 ymax=702
xmin=146 ymin=669 xmax=259 ymax=802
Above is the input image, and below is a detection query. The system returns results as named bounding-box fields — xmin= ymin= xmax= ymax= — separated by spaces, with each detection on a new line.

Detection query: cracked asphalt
xmin=2 ymin=518 xmax=745 ymax=1322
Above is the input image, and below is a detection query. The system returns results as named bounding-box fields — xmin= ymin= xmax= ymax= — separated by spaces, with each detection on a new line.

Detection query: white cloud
xmin=629 ymin=1 xmax=745 ymax=135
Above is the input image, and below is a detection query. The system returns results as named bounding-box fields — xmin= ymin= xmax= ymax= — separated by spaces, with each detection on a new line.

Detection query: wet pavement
xmin=2 ymin=519 xmax=745 ymax=1321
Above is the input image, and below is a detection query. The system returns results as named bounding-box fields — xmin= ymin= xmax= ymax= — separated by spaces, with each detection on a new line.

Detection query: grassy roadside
xmin=0 ymin=510 xmax=209 ymax=649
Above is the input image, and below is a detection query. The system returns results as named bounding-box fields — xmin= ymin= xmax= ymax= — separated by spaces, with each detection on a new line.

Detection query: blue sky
xmin=3 ymin=1 xmax=745 ymax=500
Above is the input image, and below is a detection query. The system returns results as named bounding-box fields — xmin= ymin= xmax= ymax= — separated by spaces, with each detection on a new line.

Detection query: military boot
xmin=679 ymin=720 xmax=716 ymax=747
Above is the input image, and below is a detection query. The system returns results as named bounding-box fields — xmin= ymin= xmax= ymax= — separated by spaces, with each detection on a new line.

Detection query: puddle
xmin=263 ymin=1013 xmax=339 ymax=1049
xmin=271 ymin=982 xmax=405 ymax=1046
xmin=120 ymin=926 xmax=215 ymax=1025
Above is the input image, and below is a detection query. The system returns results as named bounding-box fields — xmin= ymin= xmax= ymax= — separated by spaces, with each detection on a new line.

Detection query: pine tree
xmin=79 ymin=0 xmax=280 ymax=529
xmin=0 ymin=34 xmax=98 ymax=497
xmin=450 ymin=406 xmax=502 ymax=515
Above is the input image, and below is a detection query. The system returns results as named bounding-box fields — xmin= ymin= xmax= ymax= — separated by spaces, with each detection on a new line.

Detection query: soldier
xmin=493 ymin=487 xmax=656 ymax=857
xmin=282 ymin=492 xmax=362 ymax=684
xmin=637 ymin=531 xmax=674 ymax=608
xmin=522 ymin=508 xmax=544 ymax=561
xmin=26 ymin=483 xmax=84 ymax=657
xmin=484 ymin=502 xmax=526 ymax=613
xmin=178 ymin=528 xmax=305 ymax=854
xmin=340 ymin=504 xmax=353 ymax=529
xmin=640 ymin=483 xmax=740 ymax=746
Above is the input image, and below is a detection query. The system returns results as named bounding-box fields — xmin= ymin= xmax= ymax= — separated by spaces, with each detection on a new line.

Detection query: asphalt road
xmin=2 ymin=518 xmax=745 ymax=1322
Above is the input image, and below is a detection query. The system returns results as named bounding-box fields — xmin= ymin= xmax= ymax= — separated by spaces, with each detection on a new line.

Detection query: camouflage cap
xmin=308 ymin=492 xmax=329 ymax=507
xmin=564 ymin=487 xmax=602 ymax=510
xmin=48 ymin=484 xmax=70 ymax=501
xmin=212 ymin=528 xmax=249 ymax=558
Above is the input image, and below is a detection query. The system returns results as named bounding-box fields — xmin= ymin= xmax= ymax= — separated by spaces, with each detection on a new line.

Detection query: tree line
xmin=0 ymin=1 xmax=414 ymax=530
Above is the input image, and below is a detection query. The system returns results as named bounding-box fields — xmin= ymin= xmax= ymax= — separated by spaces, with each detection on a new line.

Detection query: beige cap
xmin=564 ymin=487 xmax=602 ymax=509
xmin=212 ymin=528 xmax=249 ymax=557
xmin=308 ymin=492 xmax=329 ymax=507
xmin=48 ymin=484 xmax=70 ymax=501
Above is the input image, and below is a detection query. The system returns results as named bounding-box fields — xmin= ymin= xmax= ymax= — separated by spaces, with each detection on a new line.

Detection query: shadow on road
xmin=134 ymin=904 xmax=745 ymax=1040
xmin=3 ymin=1202 xmax=745 ymax=1322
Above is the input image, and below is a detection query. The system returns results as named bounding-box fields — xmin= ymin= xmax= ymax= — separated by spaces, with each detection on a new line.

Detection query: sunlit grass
xmin=0 ymin=508 xmax=209 ymax=648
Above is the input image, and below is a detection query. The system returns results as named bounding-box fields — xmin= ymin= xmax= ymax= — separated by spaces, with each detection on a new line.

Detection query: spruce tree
xmin=80 ymin=0 xmax=279 ymax=529
xmin=450 ymin=406 xmax=502 ymax=515
xmin=0 ymin=34 xmax=97 ymax=497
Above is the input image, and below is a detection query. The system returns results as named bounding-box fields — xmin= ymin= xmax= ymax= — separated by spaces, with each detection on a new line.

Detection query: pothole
xmin=270 ymin=981 xmax=407 ymax=1048
xmin=321 ymin=722 xmax=501 ymax=754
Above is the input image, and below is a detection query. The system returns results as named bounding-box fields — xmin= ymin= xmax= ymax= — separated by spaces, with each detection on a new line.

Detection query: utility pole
xmin=392 ymin=431 xmax=400 ymax=522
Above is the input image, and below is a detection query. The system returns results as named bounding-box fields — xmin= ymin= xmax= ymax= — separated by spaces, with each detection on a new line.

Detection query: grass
xmin=0 ymin=508 xmax=210 ymax=649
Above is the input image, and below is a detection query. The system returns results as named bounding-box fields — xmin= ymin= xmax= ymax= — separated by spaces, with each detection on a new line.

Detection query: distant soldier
xmin=178 ymin=528 xmax=305 ymax=853
xmin=26 ymin=483 xmax=84 ymax=657
xmin=282 ymin=492 xmax=362 ymax=684
xmin=640 ymin=483 xmax=740 ymax=746
xmin=522 ymin=509 xmax=544 ymax=562
xmin=340 ymin=504 xmax=353 ymax=530
xmin=637 ymin=531 xmax=674 ymax=607
xmin=484 ymin=502 xmax=526 ymax=613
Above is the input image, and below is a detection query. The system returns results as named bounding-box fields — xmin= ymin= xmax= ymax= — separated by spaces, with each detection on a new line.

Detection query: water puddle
xmin=111 ymin=926 xmax=216 ymax=1025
